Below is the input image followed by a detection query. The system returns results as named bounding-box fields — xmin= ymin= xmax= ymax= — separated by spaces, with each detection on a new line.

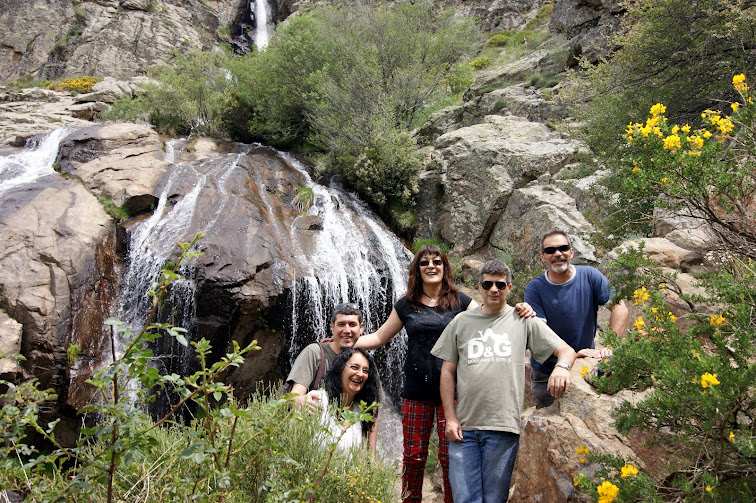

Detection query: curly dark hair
xmin=405 ymin=244 xmax=460 ymax=312
xmin=324 ymin=347 xmax=380 ymax=436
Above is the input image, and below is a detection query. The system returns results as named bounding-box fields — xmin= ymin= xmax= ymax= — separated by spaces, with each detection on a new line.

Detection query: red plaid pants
xmin=401 ymin=398 xmax=452 ymax=503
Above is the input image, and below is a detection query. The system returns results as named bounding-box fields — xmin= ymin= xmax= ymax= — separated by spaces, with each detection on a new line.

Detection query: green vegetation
xmin=57 ymin=75 xmax=101 ymax=94
xmin=97 ymin=196 xmax=131 ymax=221
xmin=0 ymin=234 xmax=396 ymax=501
xmin=134 ymin=1 xmax=477 ymax=228
xmin=571 ymin=77 xmax=756 ymax=502
xmin=102 ymin=95 xmax=147 ymax=122
xmin=293 ymin=185 xmax=314 ymax=213
xmin=66 ymin=343 xmax=81 ymax=366
xmin=567 ymin=0 xmax=756 ymax=159
xmin=469 ymin=56 xmax=492 ymax=69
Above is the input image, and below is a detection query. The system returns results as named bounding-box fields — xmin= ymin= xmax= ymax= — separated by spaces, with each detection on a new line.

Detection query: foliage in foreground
xmin=0 ymin=233 xmax=397 ymax=502
xmin=572 ymin=77 xmax=756 ymax=502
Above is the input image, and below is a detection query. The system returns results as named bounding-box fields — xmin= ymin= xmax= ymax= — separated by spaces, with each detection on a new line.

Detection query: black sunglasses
xmin=419 ymin=259 xmax=443 ymax=267
xmin=481 ymin=280 xmax=509 ymax=290
xmin=542 ymin=244 xmax=571 ymax=255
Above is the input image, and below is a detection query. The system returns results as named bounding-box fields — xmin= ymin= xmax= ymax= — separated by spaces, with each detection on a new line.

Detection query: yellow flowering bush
xmin=577 ymin=84 xmax=756 ymax=496
xmin=57 ymin=75 xmax=102 ymax=94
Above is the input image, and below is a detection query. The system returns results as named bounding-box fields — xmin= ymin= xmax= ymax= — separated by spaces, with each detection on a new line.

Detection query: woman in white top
xmin=308 ymin=347 xmax=380 ymax=454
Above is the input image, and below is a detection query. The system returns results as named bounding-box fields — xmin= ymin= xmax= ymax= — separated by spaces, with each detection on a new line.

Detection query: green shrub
xmin=411 ymin=239 xmax=450 ymax=254
xmin=102 ymin=95 xmax=147 ymax=122
xmin=566 ymin=0 xmax=756 ymax=159
xmin=469 ymin=56 xmax=492 ymax=69
xmin=486 ymin=33 xmax=510 ymax=47
xmin=98 ymin=196 xmax=130 ymax=221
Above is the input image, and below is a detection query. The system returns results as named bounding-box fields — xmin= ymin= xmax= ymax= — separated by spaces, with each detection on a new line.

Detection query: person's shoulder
xmin=525 ymin=272 xmax=547 ymax=288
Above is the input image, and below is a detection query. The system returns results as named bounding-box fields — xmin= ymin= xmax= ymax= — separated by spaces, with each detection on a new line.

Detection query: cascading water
xmin=0 ymin=128 xmax=71 ymax=199
xmin=118 ymin=141 xmax=411 ymax=426
xmin=253 ymin=0 xmax=271 ymax=49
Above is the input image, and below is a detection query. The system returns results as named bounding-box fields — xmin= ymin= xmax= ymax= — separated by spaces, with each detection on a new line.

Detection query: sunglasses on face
xmin=480 ymin=280 xmax=509 ymax=290
xmin=346 ymin=363 xmax=369 ymax=375
xmin=542 ymin=244 xmax=571 ymax=255
xmin=419 ymin=259 xmax=443 ymax=267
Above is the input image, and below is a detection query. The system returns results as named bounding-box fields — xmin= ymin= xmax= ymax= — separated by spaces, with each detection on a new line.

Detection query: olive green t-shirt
xmin=286 ymin=342 xmax=338 ymax=390
xmin=431 ymin=305 xmax=562 ymax=434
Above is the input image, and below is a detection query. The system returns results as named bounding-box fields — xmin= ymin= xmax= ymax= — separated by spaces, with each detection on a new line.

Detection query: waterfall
xmin=254 ymin=0 xmax=270 ymax=49
xmin=0 ymin=128 xmax=71 ymax=199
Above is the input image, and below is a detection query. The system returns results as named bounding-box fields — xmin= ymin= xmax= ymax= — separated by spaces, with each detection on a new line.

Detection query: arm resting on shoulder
xmin=356 ymin=308 xmax=404 ymax=350
xmin=547 ymin=343 xmax=577 ymax=399
xmin=440 ymin=361 xmax=463 ymax=442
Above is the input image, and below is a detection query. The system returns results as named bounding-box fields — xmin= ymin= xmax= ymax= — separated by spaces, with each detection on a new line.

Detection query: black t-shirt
xmin=395 ymin=292 xmax=473 ymax=401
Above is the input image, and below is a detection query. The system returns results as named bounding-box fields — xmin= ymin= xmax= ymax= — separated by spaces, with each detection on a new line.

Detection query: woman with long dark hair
xmin=357 ymin=244 xmax=533 ymax=502
xmin=309 ymin=347 xmax=380 ymax=453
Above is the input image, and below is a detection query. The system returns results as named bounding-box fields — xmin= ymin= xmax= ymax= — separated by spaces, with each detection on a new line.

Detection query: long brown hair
xmin=406 ymin=244 xmax=460 ymax=312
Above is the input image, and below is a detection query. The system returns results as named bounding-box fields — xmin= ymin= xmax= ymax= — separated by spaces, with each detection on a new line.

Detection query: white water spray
xmin=0 ymin=128 xmax=71 ymax=199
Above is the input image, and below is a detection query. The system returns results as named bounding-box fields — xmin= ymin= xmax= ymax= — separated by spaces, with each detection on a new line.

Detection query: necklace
xmin=423 ymin=292 xmax=440 ymax=302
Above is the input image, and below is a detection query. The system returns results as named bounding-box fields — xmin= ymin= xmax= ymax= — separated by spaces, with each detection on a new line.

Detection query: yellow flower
xmin=621 ymin=464 xmax=639 ymax=478
xmin=703 ymin=130 xmax=713 ymax=139
xmin=633 ymin=287 xmax=649 ymax=305
xmin=632 ymin=165 xmax=639 ymax=173
xmin=717 ymin=117 xmax=734 ymax=134
xmin=728 ymin=431 xmax=735 ymax=442
xmin=733 ymin=73 xmax=748 ymax=93
xmin=731 ymin=102 xmax=740 ymax=112
xmin=681 ymin=124 xmax=691 ymax=133
xmin=580 ymin=366 xmax=590 ymax=378
xmin=660 ymin=177 xmax=669 ymax=184
xmin=710 ymin=314 xmax=726 ymax=326
xmin=669 ymin=314 xmax=677 ymax=323
xmin=706 ymin=485 xmax=713 ymax=492
xmin=700 ymin=372 xmax=720 ymax=389
xmin=576 ymin=445 xmax=589 ymax=456
xmin=597 ymin=481 xmax=620 ymax=503
xmin=634 ymin=317 xmax=645 ymax=331
xmin=690 ymin=349 xmax=700 ymax=360
xmin=650 ymin=103 xmax=666 ymax=117
xmin=671 ymin=125 xmax=679 ymax=134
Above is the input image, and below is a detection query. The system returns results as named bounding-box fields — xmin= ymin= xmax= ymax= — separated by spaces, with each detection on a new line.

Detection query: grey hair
xmin=540 ymin=229 xmax=572 ymax=250
xmin=478 ymin=260 xmax=513 ymax=284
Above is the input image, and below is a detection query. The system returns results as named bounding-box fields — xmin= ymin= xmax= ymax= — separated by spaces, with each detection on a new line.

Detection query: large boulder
xmin=432 ymin=115 xmax=584 ymax=253
xmin=550 ymin=0 xmax=626 ymax=65
xmin=491 ymin=184 xmax=597 ymax=269
xmin=0 ymin=174 xmax=112 ymax=441
xmin=511 ymin=359 xmax=680 ymax=502
xmin=55 ymin=123 xmax=168 ymax=213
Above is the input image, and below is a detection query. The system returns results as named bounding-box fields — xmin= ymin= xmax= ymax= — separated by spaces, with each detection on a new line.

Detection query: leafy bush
xmin=601 ymin=75 xmax=755 ymax=254
xmin=573 ymin=77 xmax=756 ymax=502
xmin=567 ymin=0 xmax=756 ymax=158
xmin=469 ymin=56 xmax=492 ymax=69
xmin=58 ymin=75 xmax=101 ymax=94
xmin=144 ymin=51 xmax=232 ymax=136
xmin=102 ymin=95 xmax=147 ymax=123
xmin=486 ymin=33 xmax=510 ymax=47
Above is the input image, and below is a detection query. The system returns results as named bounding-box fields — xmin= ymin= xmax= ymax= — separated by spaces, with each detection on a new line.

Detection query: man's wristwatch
xmin=555 ymin=361 xmax=571 ymax=371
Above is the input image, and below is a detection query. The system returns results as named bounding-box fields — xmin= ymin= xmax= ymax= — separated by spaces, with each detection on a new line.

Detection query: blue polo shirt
xmin=524 ymin=265 xmax=612 ymax=373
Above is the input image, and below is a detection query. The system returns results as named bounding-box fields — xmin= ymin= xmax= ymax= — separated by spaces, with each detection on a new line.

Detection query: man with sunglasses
xmin=285 ymin=302 xmax=364 ymax=410
xmin=431 ymin=260 xmax=575 ymax=502
xmin=525 ymin=229 xmax=629 ymax=408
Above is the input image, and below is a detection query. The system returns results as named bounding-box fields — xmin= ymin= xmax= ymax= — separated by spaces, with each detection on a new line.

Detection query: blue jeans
xmin=448 ymin=430 xmax=520 ymax=503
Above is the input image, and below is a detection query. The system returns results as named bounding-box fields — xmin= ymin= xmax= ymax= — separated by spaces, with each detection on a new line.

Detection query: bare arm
xmin=466 ymin=300 xmax=479 ymax=310
xmin=440 ymin=361 xmax=463 ymax=442
xmin=609 ymin=300 xmax=629 ymax=337
xmin=355 ymin=308 xmax=404 ymax=350
xmin=547 ymin=343 xmax=577 ymax=399
xmin=290 ymin=383 xmax=321 ymax=411
xmin=367 ymin=423 xmax=377 ymax=455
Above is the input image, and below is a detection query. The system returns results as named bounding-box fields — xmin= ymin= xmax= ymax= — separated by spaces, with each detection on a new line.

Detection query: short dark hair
xmin=331 ymin=302 xmax=363 ymax=324
xmin=324 ymin=347 xmax=380 ymax=436
xmin=478 ymin=260 xmax=513 ymax=284
xmin=540 ymin=229 xmax=572 ymax=250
